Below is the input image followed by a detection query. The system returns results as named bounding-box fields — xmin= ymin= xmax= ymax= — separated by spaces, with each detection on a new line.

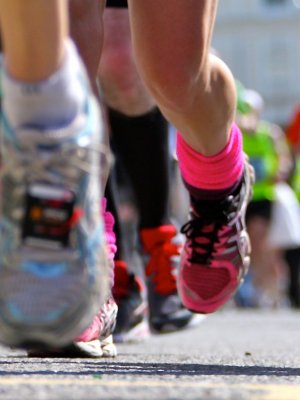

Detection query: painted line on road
xmin=0 ymin=378 xmax=299 ymax=399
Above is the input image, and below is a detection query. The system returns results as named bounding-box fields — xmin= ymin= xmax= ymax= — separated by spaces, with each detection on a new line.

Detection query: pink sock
xmin=176 ymin=123 xmax=244 ymax=192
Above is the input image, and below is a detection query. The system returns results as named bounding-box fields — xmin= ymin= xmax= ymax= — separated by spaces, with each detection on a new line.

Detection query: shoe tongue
xmin=190 ymin=199 xmax=230 ymax=225
xmin=191 ymin=197 xmax=220 ymax=215
xmin=14 ymin=114 xmax=85 ymax=147
xmin=188 ymin=176 xmax=243 ymax=203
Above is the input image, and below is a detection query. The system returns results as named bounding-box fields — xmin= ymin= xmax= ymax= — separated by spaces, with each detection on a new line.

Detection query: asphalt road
xmin=1 ymin=309 xmax=300 ymax=400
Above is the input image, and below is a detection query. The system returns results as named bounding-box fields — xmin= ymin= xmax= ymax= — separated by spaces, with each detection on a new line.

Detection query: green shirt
xmin=242 ymin=122 xmax=278 ymax=201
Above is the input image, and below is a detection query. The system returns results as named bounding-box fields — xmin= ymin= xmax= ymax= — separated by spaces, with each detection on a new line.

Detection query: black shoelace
xmin=180 ymin=193 xmax=240 ymax=264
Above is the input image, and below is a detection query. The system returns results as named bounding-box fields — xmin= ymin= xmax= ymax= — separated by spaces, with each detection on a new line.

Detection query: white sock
xmin=2 ymin=39 xmax=88 ymax=130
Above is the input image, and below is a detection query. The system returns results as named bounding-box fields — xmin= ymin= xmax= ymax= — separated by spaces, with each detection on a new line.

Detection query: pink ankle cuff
xmin=176 ymin=123 xmax=244 ymax=190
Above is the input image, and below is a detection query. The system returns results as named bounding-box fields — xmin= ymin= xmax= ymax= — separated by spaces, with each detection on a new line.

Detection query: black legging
xmin=107 ymin=107 xmax=171 ymax=230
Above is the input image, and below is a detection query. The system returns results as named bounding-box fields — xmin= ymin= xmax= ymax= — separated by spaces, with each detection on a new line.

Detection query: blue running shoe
xmin=0 ymin=65 xmax=110 ymax=348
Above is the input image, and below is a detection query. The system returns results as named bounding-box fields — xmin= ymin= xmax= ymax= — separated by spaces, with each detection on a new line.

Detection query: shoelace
xmin=1 ymin=108 xmax=112 ymax=187
xmin=145 ymin=239 xmax=180 ymax=295
xmin=181 ymin=192 xmax=241 ymax=264
xmin=3 ymin=138 xmax=100 ymax=184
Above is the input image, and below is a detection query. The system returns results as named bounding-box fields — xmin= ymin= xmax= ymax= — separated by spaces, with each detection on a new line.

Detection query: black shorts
xmin=106 ymin=0 xmax=128 ymax=7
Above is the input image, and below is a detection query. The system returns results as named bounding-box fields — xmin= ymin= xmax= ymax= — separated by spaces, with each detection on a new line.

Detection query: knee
xmin=100 ymin=40 xmax=142 ymax=98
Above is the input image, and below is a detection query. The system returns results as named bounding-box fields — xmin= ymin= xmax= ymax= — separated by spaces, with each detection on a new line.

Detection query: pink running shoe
xmin=28 ymin=198 xmax=118 ymax=358
xmin=71 ymin=198 xmax=118 ymax=356
xmin=74 ymin=296 xmax=118 ymax=357
xmin=178 ymin=158 xmax=255 ymax=314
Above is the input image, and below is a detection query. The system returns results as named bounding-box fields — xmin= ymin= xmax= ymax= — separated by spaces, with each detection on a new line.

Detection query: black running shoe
xmin=112 ymin=261 xmax=150 ymax=342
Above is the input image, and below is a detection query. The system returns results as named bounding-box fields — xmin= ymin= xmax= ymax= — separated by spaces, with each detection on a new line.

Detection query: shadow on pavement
xmin=0 ymin=361 xmax=300 ymax=377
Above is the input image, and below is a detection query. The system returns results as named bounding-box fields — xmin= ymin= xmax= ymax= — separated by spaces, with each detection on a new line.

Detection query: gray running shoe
xmin=0 ymin=63 xmax=110 ymax=348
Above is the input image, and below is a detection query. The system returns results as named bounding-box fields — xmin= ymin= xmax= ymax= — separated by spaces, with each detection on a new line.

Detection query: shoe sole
xmin=113 ymin=319 xmax=150 ymax=343
xmin=150 ymin=311 xmax=206 ymax=333
xmin=27 ymin=335 xmax=117 ymax=358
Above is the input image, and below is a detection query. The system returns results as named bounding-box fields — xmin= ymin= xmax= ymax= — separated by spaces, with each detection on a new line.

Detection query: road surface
xmin=0 ymin=309 xmax=300 ymax=400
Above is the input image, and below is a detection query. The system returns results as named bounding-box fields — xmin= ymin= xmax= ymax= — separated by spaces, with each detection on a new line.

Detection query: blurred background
xmin=213 ymin=0 xmax=300 ymax=126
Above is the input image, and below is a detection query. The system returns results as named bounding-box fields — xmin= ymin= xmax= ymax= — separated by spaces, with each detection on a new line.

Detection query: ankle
xmin=2 ymin=39 xmax=87 ymax=130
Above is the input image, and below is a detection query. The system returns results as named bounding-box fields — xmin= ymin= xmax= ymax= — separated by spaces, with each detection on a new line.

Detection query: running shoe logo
xmin=22 ymin=183 xmax=78 ymax=249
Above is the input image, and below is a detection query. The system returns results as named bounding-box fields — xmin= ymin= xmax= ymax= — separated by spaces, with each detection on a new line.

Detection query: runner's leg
xmin=127 ymin=0 xmax=253 ymax=314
